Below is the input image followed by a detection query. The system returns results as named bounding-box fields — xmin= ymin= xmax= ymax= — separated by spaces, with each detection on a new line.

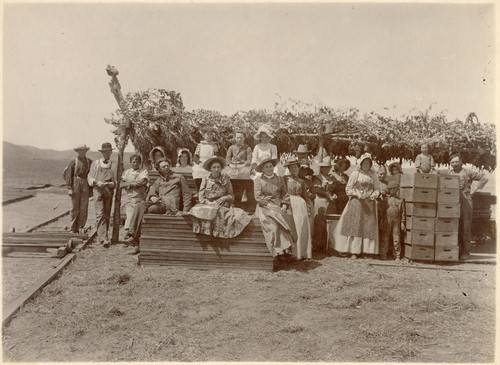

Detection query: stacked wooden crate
xmin=400 ymin=173 xmax=461 ymax=262
xmin=400 ymin=173 xmax=438 ymax=261
xmin=435 ymin=175 xmax=461 ymax=261
xmin=139 ymin=215 xmax=274 ymax=271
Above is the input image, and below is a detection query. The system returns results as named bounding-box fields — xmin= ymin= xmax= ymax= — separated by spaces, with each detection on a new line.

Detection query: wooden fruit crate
xmin=434 ymin=245 xmax=459 ymax=262
xmin=404 ymin=230 xmax=434 ymax=246
xmin=437 ymin=189 xmax=460 ymax=204
xmin=435 ymin=218 xmax=459 ymax=232
xmin=435 ymin=232 xmax=458 ymax=246
xmin=438 ymin=175 xmax=460 ymax=190
xmin=400 ymin=173 xmax=438 ymax=188
xmin=405 ymin=202 xmax=436 ymax=218
xmin=400 ymin=187 xmax=437 ymax=203
xmin=406 ymin=216 xmax=435 ymax=231
xmin=437 ymin=204 xmax=461 ymax=218
xmin=404 ymin=244 xmax=434 ymax=261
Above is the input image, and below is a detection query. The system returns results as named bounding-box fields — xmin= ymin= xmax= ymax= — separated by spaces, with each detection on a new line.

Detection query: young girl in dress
xmin=251 ymin=125 xmax=278 ymax=178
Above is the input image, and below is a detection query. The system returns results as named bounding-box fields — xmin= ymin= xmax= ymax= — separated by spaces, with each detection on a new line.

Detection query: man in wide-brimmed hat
xmin=65 ymin=144 xmax=92 ymax=234
xmin=88 ymin=142 xmax=117 ymax=247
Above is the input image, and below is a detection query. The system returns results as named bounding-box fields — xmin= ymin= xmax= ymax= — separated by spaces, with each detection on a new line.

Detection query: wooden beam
xmin=25 ymin=210 xmax=71 ymax=232
xmin=2 ymin=229 xmax=96 ymax=327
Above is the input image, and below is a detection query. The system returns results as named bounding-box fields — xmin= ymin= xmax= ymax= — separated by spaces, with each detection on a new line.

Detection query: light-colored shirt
xmin=87 ymin=159 xmax=117 ymax=187
xmin=447 ymin=168 xmax=487 ymax=196
xmin=122 ymin=168 xmax=149 ymax=200
xmin=415 ymin=153 xmax=435 ymax=173
xmin=254 ymin=174 xmax=287 ymax=207
xmin=194 ymin=141 xmax=218 ymax=163
xmin=198 ymin=174 xmax=234 ymax=206
xmin=251 ymin=143 xmax=278 ymax=165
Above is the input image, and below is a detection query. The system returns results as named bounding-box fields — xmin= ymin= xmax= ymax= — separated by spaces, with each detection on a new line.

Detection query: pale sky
xmin=2 ymin=2 xmax=495 ymax=152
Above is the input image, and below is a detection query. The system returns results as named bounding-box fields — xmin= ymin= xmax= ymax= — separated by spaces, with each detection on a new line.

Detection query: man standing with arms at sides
xmin=65 ymin=144 xmax=92 ymax=234
xmin=88 ymin=142 xmax=117 ymax=248
xmin=447 ymin=154 xmax=488 ymax=260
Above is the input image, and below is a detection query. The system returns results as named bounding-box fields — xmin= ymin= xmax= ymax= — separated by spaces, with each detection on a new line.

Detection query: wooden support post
xmin=106 ymin=65 xmax=131 ymax=245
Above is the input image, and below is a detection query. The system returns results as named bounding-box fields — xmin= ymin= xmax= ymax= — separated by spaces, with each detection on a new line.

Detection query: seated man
xmin=124 ymin=157 xmax=192 ymax=253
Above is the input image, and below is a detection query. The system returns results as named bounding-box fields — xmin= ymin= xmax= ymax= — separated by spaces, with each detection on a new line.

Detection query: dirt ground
xmin=2 ymin=190 xmax=70 ymax=233
xmin=2 ymin=241 xmax=495 ymax=362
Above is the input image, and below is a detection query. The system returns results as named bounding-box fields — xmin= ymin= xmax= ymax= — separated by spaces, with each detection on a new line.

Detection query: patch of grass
xmin=281 ymin=325 xmax=305 ymax=333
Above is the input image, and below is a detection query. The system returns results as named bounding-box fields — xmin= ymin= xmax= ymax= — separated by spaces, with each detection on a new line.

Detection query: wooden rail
xmin=2 ymin=228 xmax=96 ymax=327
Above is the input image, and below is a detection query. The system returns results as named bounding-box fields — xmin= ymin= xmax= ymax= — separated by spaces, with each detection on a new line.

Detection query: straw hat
xmin=388 ymin=161 xmax=402 ymax=174
xmin=98 ymin=142 xmax=114 ymax=152
xmin=295 ymin=144 xmax=311 ymax=153
xmin=283 ymin=157 xmax=300 ymax=167
xmin=253 ymin=125 xmax=275 ymax=140
xmin=73 ymin=144 xmax=90 ymax=152
xmin=203 ymin=156 xmax=226 ymax=171
xmin=318 ymin=156 xmax=332 ymax=167
xmin=255 ymin=157 xmax=278 ymax=173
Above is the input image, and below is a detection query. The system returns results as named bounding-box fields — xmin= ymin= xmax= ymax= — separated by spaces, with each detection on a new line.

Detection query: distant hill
xmin=2 ymin=141 xmax=130 ymax=161
xmin=2 ymin=141 xmax=134 ymax=187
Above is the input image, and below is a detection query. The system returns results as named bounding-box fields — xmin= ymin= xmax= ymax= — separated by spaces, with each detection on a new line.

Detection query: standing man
xmin=447 ymin=154 xmax=488 ymax=260
xmin=65 ymin=144 xmax=92 ymax=233
xmin=88 ymin=142 xmax=117 ymax=248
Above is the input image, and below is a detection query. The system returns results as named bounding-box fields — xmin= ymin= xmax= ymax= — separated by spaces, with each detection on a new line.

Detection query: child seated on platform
xmin=379 ymin=180 xmax=406 ymax=261
xmin=414 ymin=143 xmax=435 ymax=173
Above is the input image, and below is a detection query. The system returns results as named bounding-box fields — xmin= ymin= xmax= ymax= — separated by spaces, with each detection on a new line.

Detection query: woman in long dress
xmin=330 ymin=157 xmax=350 ymax=213
xmin=312 ymin=157 xmax=337 ymax=251
xmin=333 ymin=153 xmax=380 ymax=258
xmin=190 ymin=157 xmax=251 ymax=238
xmin=284 ymin=158 xmax=313 ymax=260
xmin=254 ymin=157 xmax=295 ymax=261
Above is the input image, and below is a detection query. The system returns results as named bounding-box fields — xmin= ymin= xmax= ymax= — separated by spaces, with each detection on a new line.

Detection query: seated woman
xmin=172 ymin=148 xmax=193 ymax=173
xmin=148 ymin=146 xmax=166 ymax=171
xmin=190 ymin=157 xmax=251 ymax=238
xmin=254 ymin=157 xmax=295 ymax=261
xmin=284 ymin=157 xmax=313 ymax=260
xmin=333 ymin=153 xmax=380 ymax=259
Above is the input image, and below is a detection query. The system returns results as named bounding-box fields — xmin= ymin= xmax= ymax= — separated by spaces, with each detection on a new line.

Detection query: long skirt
xmin=256 ymin=204 xmax=295 ymax=257
xmin=289 ymin=195 xmax=312 ymax=259
xmin=190 ymin=204 xmax=251 ymax=238
xmin=333 ymin=197 xmax=379 ymax=255
xmin=312 ymin=196 xmax=334 ymax=251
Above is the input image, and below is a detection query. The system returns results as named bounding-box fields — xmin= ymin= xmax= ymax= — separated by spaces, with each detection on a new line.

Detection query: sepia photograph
xmin=1 ymin=1 xmax=496 ymax=362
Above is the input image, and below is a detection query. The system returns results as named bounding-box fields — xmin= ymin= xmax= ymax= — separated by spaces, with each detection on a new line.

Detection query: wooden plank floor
xmin=139 ymin=215 xmax=273 ymax=271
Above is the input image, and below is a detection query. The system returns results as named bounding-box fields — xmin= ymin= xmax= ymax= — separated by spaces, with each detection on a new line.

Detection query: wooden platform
xmin=2 ymin=232 xmax=88 ymax=257
xmin=139 ymin=215 xmax=273 ymax=271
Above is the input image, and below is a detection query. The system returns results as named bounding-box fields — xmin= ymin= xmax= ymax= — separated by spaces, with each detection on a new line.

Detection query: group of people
xmin=65 ymin=130 xmax=488 ymax=262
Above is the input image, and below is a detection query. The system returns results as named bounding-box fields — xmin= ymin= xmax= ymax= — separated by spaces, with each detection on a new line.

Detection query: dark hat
xmin=99 ymin=142 xmax=114 ymax=152
xmin=387 ymin=181 xmax=399 ymax=189
xmin=203 ymin=156 xmax=226 ymax=171
xmin=255 ymin=157 xmax=278 ymax=173
xmin=334 ymin=157 xmax=351 ymax=170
